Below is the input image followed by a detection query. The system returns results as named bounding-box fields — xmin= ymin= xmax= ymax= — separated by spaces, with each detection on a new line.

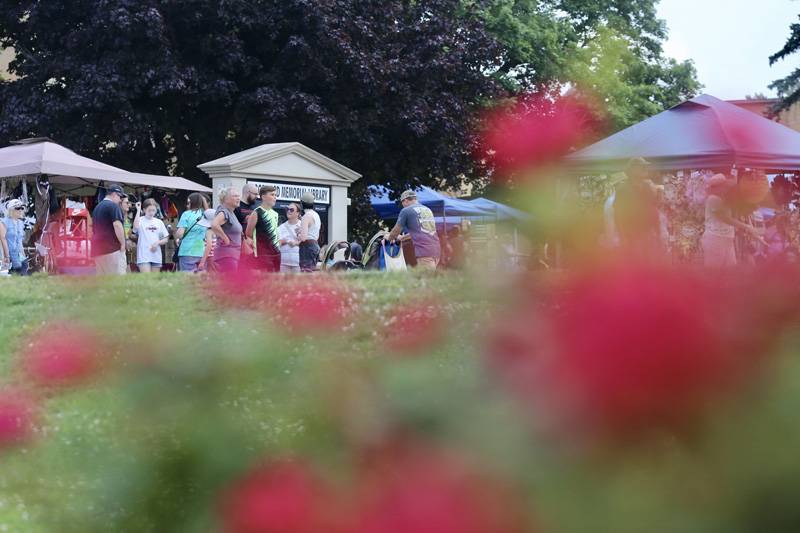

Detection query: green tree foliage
xmin=770 ymin=15 xmax=800 ymax=111
xmin=475 ymin=0 xmax=702 ymax=129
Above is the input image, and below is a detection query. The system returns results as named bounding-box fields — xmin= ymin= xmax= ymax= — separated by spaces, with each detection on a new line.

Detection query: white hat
xmin=198 ymin=208 xmax=216 ymax=228
xmin=5 ymin=199 xmax=25 ymax=211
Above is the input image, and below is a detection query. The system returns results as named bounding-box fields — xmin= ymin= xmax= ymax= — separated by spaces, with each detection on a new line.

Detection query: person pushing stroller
xmin=384 ymin=190 xmax=440 ymax=271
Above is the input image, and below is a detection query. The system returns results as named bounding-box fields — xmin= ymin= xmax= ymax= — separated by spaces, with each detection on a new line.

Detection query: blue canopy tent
xmin=369 ymin=186 xmax=493 ymax=219
xmin=468 ymin=198 xmax=530 ymax=221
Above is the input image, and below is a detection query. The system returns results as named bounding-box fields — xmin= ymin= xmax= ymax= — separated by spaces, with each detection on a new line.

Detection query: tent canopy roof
xmin=369 ymin=186 xmax=493 ymax=219
xmin=566 ymin=94 xmax=800 ymax=172
xmin=0 ymin=140 xmax=211 ymax=192
xmin=468 ymin=197 xmax=530 ymax=221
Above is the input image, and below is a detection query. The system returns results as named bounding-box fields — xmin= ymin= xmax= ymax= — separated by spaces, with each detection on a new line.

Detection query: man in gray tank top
xmin=298 ymin=192 xmax=321 ymax=272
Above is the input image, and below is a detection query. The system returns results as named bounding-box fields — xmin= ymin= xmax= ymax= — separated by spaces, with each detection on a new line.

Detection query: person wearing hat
xmin=385 ymin=189 xmax=441 ymax=270
xmin=91 ymin=183 xmax=127 ymax=275
xmin=0 ymin=199 xmax=30 ymax=275
xmin=298 ymin=191 xmax=321 ymax=272
xmin=702 ymin=173 xmax=763 ymax=268
xmin=175 ymin=192 xmax=210 ymax=272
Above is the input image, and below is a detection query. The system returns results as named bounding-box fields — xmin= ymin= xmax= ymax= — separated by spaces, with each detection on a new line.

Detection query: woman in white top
xmin=702 ymin=174 xmax=762 ymax=268
xmin=278 ymin=202 xmax=302 ymax=273
xmin=133 ymin=198 xmax=169 ymax=272
xmin=298 ymin=192 xmax=321 ymax=272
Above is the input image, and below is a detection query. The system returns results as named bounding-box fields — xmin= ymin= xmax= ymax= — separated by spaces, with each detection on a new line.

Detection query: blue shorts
xmin=178 ymin=256 xmax=202 ymax=272
xmin=299 ymin=241 xmax=320 ymax=271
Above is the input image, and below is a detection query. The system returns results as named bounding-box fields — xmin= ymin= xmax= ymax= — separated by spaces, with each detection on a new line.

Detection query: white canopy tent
xmin=0 ymin=140 xmax=211 ymax=193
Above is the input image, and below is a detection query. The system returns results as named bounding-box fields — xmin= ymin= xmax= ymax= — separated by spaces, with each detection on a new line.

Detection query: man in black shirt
xmin=234 ymin=183 xmax=261 ymax=226
xmin=91 ymin=183 xmax=127 ymax=275
xmin=235 ymin=183 xmax=261 ymax=267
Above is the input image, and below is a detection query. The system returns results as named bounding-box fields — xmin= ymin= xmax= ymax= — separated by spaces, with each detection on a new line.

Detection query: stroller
xmin=321 ymin=240 xmax=364 ymax=271
xmin=362 ymin=230 xmax=388 ymax=269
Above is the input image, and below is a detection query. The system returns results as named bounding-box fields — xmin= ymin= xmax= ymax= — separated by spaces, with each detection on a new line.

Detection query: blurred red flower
xmin=488 ymin=264 xmax=765 ymax=439
xmin=383 ymin=300 xmax=446 ymax=354
xmin=0 ymin=388 xmax=39 ymax=450
xmin=479 ymin=92 xmax=601 ymax=178
xmin=353 ymin=444 xmax=528 ymax=533
xmin=271 ymin=278 xmax=351 ymax=334
xmin=206 ymin=267 xmax=265 ymax=309
xmin=219 ymin=460 xmax=335 ymax=533
xmin=21 ymin=322 xmax=104 ymax=388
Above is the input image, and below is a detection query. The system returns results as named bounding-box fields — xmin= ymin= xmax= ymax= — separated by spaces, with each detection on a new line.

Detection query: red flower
xmin=207 ymin=267 xmax=266 ymax=310
xmin=0 ymin=389 xmax=39 ymax=450
xmin=353 ymin=444 xmax=528 ymax=533
xmin=218 ymin=460 xmax=334 ymax=533
xmin=383 ymin=300 xmax=446 ymax=354
xmin=479 ymin=92 xmax=602 ymax=179
xmin=21 ymin=322 xmax=104 ymax=388
xmin=271 ymin=278 xmax=351 ymax=334
xmin=488 ymin=264 xmax=759 ymax=439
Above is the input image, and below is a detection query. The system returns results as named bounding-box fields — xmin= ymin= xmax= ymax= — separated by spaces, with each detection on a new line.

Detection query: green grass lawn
xmin=0 ymin=271 xmax=498 ymax=532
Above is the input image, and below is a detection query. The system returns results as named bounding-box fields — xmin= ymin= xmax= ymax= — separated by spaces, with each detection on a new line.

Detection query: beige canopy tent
xmin=0 ymin=139 xmax=211 ymax=193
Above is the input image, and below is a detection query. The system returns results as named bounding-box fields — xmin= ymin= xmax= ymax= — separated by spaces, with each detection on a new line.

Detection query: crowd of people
xmin=603 ymin=158 xmax=766 ymax=267
xmin=81 ymin=182 xmax=328 ymax=275
xmin=1 ymin=181 xmax=498 ymax=276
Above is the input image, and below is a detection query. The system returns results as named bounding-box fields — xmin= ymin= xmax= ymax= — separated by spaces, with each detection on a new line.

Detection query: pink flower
xmin=353 ymin=444 xmax=528 ymax=533
xmin=479 ymin=92 xmax=602 ymax=179
xmin=271 ymin=278 xmax=351 ymax=334
xmin=488 ymin=264 xmax=759 ymax=439
xmin=0 ymin=389 xmax=39 ymax=450
xmin=218 ymin=460 xmax=335 ymax=533
xmin=383 ymin=300 xmax=446 ymax=355
xmin=207 ymin=267 xmax=266 ymax=310
xmin=21 ymin=322 xmax=104 ymax=388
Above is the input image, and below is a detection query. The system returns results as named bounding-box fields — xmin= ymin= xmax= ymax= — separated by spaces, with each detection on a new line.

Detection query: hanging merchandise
xmin=95 ymin=181 xmax=107 ymax=204
xmin=35 ymin=176 xmax=53 ymax=223
xmin=167 ymin=199 xmax=179 ymax=218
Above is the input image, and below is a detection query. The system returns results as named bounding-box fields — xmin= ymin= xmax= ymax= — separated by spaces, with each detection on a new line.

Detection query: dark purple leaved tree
xmin=0 ymin=0 xmax=503 ymax=239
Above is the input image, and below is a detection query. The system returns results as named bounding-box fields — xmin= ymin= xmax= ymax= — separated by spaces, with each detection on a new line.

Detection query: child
xmin=133 ymin=198 xmax=169 ymax=272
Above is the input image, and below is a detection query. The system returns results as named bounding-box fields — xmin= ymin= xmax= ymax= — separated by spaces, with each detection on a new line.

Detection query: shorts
xmin=280 ymin=264 xmax=301 ymax=273
xmin=10 ymin=258 xmax=30 ymax=276
xmin=299 ymin=241 xmax=320 ymax=272
xmin=415 ymin=257 xmax=439 ymax=271
xmin=94 ymin=251 xmax=123 ymax=275
xmin=252 ymin=253 xmax=281 ymax=272
xmin=178 ymin=256 xmax=202 ymax=272
xmin=215 ymin=256 xmax=239 ymax=273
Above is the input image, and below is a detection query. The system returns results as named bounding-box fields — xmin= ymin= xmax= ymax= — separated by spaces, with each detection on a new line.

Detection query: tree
xmin=770 ymin=15 xmax=800 ymax=112
xmin=0 ymin=0 xmax=503 ymax=239
xmin=475 ymin=0 xmax=701 ymax=129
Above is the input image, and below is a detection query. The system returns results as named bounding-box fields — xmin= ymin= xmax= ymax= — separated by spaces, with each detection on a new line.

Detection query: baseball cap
xmin=400 ymin=189 xmax=417 ymax=201
xmin=106 ymin=183 xmax=125 ymax=196
xmin=300 ymin=192 xmax=315 ymax=205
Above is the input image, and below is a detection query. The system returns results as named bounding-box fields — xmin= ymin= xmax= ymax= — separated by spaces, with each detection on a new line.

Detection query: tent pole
xmin=443 ymin=203 xmax=448 ymax=265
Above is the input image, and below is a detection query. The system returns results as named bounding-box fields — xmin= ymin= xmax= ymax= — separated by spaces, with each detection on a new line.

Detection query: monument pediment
xmin=198 ymin=142 xmax=361 ymax=185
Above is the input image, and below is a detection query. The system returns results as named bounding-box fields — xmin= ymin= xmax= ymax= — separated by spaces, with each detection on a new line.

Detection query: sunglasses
xmin=13 ymin=206 xmax=25 ymax=211
xmin=287 ymin=208 xmax=297 ymax=212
